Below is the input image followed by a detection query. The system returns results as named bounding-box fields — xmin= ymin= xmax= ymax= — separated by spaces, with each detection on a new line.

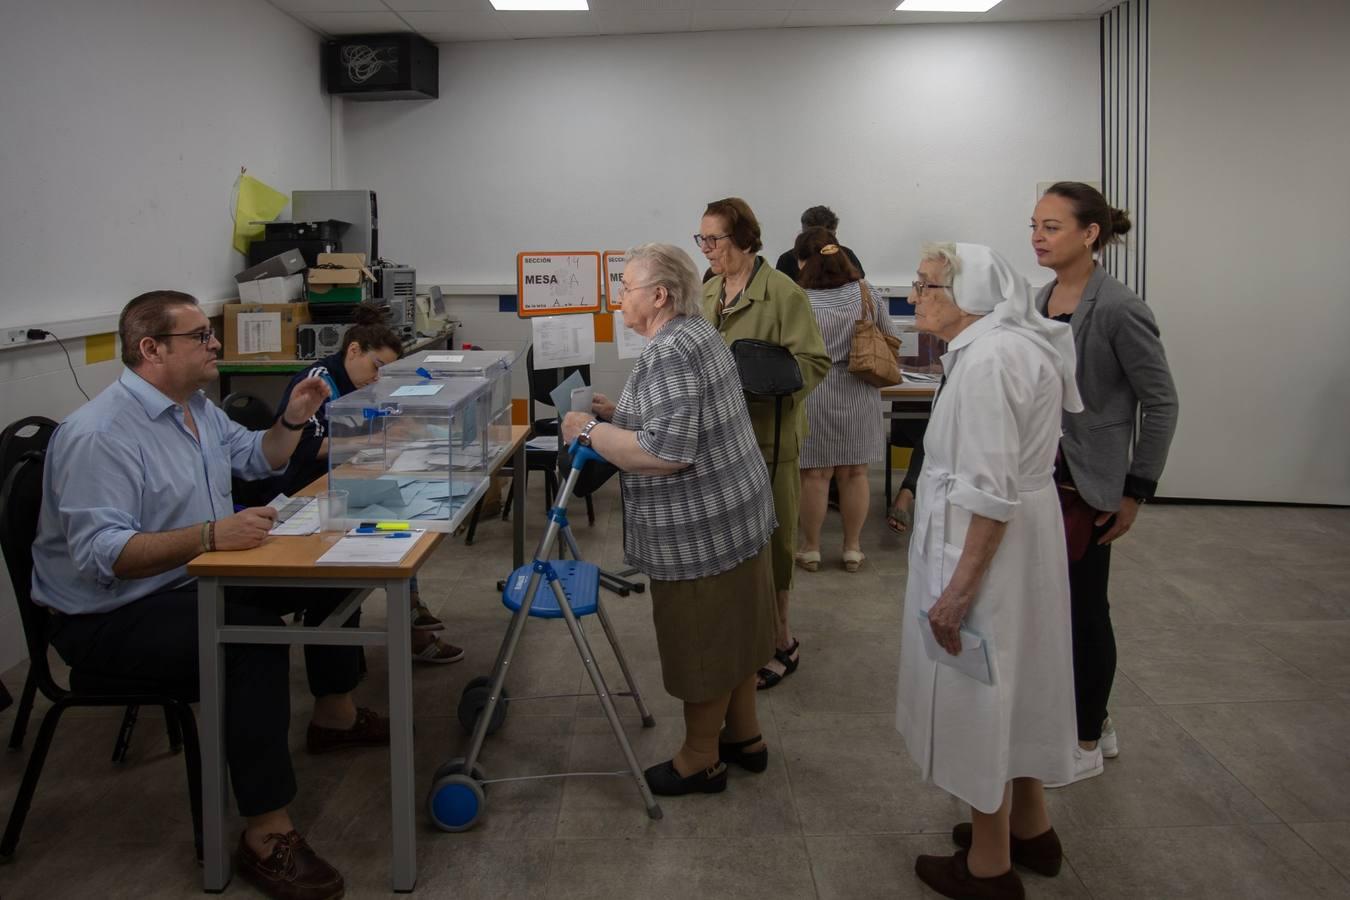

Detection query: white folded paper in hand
xmin=917 ymin=609 xmax=995 ymax=685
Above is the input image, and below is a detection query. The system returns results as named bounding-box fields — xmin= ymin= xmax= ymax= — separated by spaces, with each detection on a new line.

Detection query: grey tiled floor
xmin=2 ymin=475 xmax=1349 ymax=898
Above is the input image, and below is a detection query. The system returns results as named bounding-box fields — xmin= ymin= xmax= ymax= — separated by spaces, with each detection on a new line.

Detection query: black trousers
xmin=890 ymin=416 xmax=928 ymax=495
xmin=1069 ymin=521 xmax=1115 ymax=742
xmin=49 ymin=585 xmax=361 ymax=817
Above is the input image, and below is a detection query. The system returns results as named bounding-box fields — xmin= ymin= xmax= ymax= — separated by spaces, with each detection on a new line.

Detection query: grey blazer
xmin=1036 ymin=267 xmax=1179 ymax=512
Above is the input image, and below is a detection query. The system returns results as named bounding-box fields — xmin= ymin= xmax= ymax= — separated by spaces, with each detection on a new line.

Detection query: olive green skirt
xmin=649 ymin=548 xmax=778 ymax=703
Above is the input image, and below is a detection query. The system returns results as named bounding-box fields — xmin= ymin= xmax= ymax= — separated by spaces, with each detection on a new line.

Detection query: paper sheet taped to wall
xmin=531 ymin=315 xmax=595 ymax=368
xmin=236 ymin=312 xmax=282 ymax=355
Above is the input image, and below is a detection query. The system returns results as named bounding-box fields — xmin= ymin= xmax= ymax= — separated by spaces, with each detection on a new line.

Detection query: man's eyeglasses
xmin=693 ymin=233 xmax=731 ymax=250
xmin=154 ymin=329 xmax=215 ymax=346
xmin=911 ymin=280 xmax=953 ymax=296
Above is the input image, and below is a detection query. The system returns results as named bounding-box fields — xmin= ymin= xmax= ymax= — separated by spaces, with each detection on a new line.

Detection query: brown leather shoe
xmin=235 ymin=830 xmax=344 ymax=900
xmin=951 ymin=823 xmax=1063 ymax=877
xmin=306 ymin=707 xmax=390 ymax=755
xmin=915 ymin=850 xmax=1024 ymax=900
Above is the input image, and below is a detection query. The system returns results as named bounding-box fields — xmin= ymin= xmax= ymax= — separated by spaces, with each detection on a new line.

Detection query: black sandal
xmin=643 ymin=759 xmax=728 ymax=796
xmin=718 ymin=734 xmax=768 ymax=773
xmin=756 ymin=639 xmax=800 ymax=691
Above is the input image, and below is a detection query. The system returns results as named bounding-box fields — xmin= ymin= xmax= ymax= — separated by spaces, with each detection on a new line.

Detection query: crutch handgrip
xmin=567 ymin=437 xmax=607 ymax=468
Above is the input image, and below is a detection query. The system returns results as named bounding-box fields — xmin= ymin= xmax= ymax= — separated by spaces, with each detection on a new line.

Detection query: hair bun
xmin=1109 ymin=206 xmax=1133 ymax=236
xmin=351 ymin=302 xmax=387 ymax=327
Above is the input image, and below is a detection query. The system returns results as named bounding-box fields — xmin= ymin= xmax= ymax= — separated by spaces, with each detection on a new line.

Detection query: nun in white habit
xmin=895 ymin=243 xmax=1083 ymax=900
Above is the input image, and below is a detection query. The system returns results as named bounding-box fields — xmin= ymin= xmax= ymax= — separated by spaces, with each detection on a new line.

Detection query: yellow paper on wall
xmin=232 ymin=174 xmax=289 ymax=255
xmin=85 ymin=333 xmax=116 ymax=365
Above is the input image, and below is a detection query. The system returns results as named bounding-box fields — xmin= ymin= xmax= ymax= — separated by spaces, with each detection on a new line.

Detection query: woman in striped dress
xmin=794 ymin=226 xmax=898 ymax=573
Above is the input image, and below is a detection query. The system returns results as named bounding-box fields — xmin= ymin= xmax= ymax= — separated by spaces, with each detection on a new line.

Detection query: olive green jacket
xmin=702 ymin=258 xmax=829 ymax=462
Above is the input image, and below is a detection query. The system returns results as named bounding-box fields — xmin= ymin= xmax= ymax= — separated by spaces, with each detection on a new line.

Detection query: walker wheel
xmin=432 ymin=757 xmax=488 ymax=784
xmin=458 ymin=682 xmax=509 ymax=735
xmin=427 ymin=774 xmax=485 ymax=832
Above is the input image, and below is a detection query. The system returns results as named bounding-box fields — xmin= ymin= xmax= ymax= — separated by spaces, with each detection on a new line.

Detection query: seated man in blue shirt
xmin=32 ymin=291 xmax=385 ymax=900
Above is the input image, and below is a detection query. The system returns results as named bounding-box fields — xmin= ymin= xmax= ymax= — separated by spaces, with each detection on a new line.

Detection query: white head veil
xmin=948 ymin=242 xmax=1084 ymax=413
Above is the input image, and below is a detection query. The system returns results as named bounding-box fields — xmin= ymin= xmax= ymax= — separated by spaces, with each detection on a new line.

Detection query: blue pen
xmin=384 ymin=532 xmax=412 ymax=538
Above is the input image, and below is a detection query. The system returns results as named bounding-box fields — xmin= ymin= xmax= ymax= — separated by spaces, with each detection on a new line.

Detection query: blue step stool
xmin=501 ymin=560 xmax=600 ymax=618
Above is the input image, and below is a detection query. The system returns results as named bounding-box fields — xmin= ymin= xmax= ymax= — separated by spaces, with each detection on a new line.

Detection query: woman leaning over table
xmin=1031 ymin=182 xmax=1178 ymax=785
xmin=562 ymin=242 xmax=778 ymax=796
xmin=698 ymin=197 xmax=829 ymax=690
xmin=896 ymin=243 xmax=1082 ymax=900
xmin=792 ymin=226 xmax=898 ymax=574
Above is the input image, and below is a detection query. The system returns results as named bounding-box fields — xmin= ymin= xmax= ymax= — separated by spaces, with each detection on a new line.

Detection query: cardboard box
xmin=223 ymin=302 xmax=311 ymax=360
xmin=236 ymin=248 xmax=306 ymax=283
xmin=307 ymin=251 xmax=374 ymax=304
xmin=239 ymin=273 xmax=304 ymax=304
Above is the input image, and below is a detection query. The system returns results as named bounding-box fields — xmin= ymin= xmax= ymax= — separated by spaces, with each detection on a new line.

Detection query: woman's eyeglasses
xmin=910 ymin=280 xmax=953 ymax=296
xmin=693 ymin=233 xmax=731 ymax=250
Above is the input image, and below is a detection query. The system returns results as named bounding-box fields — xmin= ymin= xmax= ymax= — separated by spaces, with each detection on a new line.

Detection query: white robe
xmin=895 ymin=315 xmax=1077 ymax=814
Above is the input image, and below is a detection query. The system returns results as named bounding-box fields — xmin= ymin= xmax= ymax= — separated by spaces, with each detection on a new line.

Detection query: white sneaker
xmin=1099 ymin=717 xmax=1119 ymax=759
xmin=1045 ymin=744 xmax=1104 ymax=789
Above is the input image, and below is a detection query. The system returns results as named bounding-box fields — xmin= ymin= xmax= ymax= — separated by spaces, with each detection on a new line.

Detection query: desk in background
xmin=880 ymin=382 xmax=938 ymax=504
xmin=189 ymin=476 xmax=443 ymax=894
xmin=216 ymin=328 xmax=455 ymax=397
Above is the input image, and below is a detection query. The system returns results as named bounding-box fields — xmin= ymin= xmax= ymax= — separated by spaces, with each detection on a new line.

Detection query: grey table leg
xmin=197 ymin=576 xmax=231 ymax=892
xmin=512 ymin=435 xmax=526 ymax=570
xmin=385 ymin=578 xmax=417 ymax=892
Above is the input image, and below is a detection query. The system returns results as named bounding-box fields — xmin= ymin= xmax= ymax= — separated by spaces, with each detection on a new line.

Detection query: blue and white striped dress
xmin=799 ymin=280 xmax=897 ymax=469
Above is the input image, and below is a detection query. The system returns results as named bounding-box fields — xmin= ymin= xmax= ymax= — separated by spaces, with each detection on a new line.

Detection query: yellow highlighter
xmin=376 ymin=522 xmax=411 ymax=531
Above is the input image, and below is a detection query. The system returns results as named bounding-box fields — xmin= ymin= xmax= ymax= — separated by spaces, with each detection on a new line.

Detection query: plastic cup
xmin=317 ymin=490 xmax=349 ymax=534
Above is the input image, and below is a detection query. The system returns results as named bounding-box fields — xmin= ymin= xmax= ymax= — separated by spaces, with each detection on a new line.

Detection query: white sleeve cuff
xmin=948 ymin=477 xmax=1019 ymax=523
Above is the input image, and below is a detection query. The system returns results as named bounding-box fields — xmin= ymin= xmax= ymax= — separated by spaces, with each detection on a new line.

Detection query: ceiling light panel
xmin=896 ymin=0 xmax=1002 ymax=11
xmin=490 ymin=1 xmax=589 ymax=10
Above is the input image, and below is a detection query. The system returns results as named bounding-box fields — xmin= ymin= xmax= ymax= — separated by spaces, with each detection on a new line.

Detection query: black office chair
xmin=2 ymin=416 xmax=168 ymax=763
xmin=464 ymin=346 xmax=594 ymax=545
xmin=0 ymin=417 xmax=55 ymax=731
xmin=0 ymin=451 xmax=203 ymax=861
xmin=221 ymin=391 xmax=276 ymax=431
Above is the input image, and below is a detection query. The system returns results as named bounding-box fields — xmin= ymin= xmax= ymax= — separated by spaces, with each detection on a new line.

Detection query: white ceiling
xmin=268 ymin=0 xmax=1117 ymax=42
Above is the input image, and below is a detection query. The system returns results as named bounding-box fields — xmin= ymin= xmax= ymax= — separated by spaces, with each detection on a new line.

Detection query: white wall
xmin=1147 ymin=0 xmax=1350 ymax=503
xmin=340 ymin=21 xmax=1100 ymax=289
xmin=0 ymin=0 xmax=335 ymax=671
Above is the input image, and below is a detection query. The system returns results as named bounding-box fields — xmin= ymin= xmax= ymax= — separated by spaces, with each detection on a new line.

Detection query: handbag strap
xmin=856 ymin=280 xmax=877 ymax=326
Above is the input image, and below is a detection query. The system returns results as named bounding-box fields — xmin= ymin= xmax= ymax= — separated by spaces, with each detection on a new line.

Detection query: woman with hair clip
xmin=792 ymin=226 xmax=897 ymax=573
xmin=273 ymin=303 xmax=465 ymax=664
xmin=1031 ymin=182 xmax=1179 ymax=784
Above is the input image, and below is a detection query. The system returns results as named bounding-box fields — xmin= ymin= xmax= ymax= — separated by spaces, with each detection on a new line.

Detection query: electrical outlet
xmin=4 ymin=328 xmax=30 ymax=345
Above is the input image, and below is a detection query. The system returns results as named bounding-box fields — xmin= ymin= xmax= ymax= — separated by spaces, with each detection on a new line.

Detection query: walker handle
xmin=567 ymin=438 xmax=607 ymax=468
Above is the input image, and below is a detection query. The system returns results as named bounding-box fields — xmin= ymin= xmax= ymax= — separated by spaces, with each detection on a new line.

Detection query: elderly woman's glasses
xmin=154 ymin=328 xmax=215 ymax=345
xmin=693 ymin=233 xmax=731 ymax=250
xmin=911 ymin=280 xmax=953 ymax=296
xmin=619 ymin=281 xmax=656 ymax=296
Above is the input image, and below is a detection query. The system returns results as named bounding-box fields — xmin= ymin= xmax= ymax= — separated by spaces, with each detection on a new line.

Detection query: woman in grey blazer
xmin=1031 ymin=182 xmax=1179 ymax=787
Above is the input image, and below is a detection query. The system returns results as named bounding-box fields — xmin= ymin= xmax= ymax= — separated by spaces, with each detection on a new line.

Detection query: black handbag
xmin=729 ymin=339 xmax=803 ymax=480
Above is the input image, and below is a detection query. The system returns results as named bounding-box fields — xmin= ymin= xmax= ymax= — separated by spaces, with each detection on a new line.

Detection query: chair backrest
xmin=0 ymin=451 xmax=62 ymax=696
xmin=221 ymin=392 xmax=276 ymax=431
xmin=0 ymin=416 xmax=57 ymax=483
xmin=525 ymin=345 xmax=590 ymax=423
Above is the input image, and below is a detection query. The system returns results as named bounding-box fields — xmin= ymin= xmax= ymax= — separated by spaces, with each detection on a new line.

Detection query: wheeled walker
xmin=426 ymin=440 xmax=663 ymax=831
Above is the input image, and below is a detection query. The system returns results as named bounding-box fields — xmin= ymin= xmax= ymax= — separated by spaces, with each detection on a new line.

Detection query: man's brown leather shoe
xmin=306 ymin=707 xmax=390 ymax=755
xmin=235 ymin=831 xmax=344 ymax=900
xmin=916 ymin=850 xmax=1025 ymax=900
xmin=952 ymin=822 xmax=1063 ymax=876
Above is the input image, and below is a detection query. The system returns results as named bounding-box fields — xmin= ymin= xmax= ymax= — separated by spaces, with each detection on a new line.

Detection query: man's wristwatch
xmin=577 ymin=418 xmax=600 ymax=447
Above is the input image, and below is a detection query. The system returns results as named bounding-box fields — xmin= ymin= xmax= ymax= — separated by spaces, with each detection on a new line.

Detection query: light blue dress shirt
xmin=31 ymin=368 xmax=282 ymax=615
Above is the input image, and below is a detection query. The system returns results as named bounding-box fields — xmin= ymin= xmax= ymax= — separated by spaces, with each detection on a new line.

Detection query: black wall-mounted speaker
xmin=324 ymin=34 xmax=439 ymax=101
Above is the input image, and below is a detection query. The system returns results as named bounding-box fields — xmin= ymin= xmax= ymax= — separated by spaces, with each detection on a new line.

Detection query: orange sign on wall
xmin=516 ymin=251 xmax=602 ymax=318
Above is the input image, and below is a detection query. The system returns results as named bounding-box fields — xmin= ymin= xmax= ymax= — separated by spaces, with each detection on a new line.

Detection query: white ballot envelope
xmin=917 ymin=609 xmax=995 ymax=685
xmin=570 ymin=386 xmax=593 ymax=414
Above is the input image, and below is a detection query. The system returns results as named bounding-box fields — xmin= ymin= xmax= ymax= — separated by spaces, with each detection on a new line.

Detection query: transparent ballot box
xmin=326 ymin=376 xmax=494 ymax=532
xmin=383 ymin=348 xmax=518 ymax=464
